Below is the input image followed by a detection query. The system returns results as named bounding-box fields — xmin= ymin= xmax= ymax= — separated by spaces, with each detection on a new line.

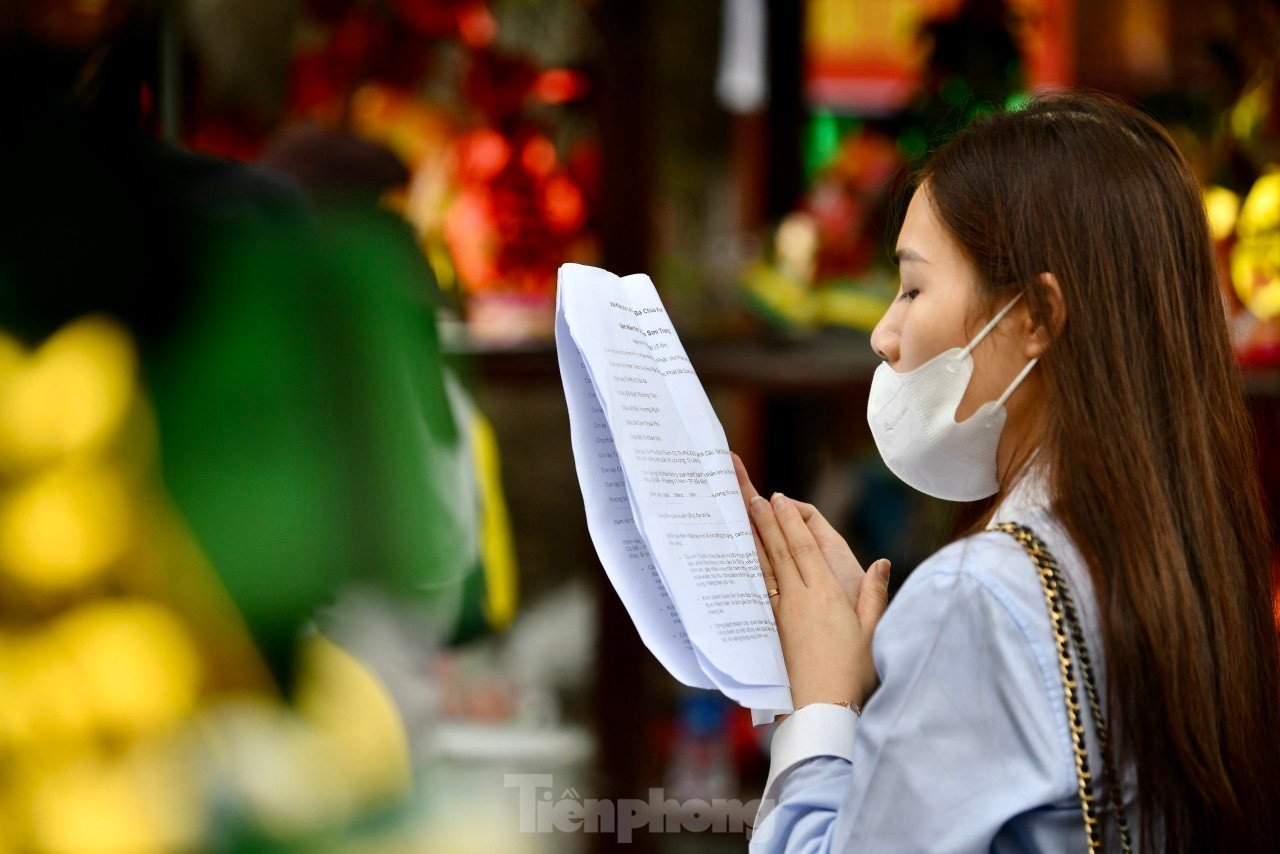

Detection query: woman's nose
xmin=870 ymin=320 xmax=897 ymax=364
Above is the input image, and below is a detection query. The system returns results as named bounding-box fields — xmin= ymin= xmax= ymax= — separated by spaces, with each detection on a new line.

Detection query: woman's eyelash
xmin=898 ymin=289 xmax=919 ymax=302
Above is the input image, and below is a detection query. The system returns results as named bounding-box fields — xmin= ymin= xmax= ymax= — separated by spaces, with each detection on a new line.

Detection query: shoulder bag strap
xmin=987 ymin=520 xmax=1132 ymax=854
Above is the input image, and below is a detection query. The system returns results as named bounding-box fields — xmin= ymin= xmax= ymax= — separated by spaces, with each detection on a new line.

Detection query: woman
xmin=738 ymin=90 xmax=1280 ymax=853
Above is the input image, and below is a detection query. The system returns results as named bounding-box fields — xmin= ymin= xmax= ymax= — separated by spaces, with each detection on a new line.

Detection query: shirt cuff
xmin=756 ymin=703 xmax=858 ymax=823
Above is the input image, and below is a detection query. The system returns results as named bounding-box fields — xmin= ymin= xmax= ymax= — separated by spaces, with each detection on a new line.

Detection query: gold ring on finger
xmin=767 ymin=588 xmax=779 ymax=598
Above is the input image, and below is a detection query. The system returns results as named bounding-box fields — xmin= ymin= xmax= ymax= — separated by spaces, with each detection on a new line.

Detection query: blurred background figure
xmin=1 ymin=0 xmax=1279 ymax=852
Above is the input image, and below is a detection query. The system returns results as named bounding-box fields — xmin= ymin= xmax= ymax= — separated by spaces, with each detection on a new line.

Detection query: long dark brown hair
xmin=899 ymin=90 xmax=1280 ymax=852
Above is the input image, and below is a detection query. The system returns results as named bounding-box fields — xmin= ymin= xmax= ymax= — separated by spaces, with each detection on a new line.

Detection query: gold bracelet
xmin=795 ymin=699 xmax=862 ymax=715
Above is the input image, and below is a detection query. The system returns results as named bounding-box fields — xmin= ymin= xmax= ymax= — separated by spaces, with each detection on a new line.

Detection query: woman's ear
xmin=1027 ymin=272 xmax=1067 ymax=358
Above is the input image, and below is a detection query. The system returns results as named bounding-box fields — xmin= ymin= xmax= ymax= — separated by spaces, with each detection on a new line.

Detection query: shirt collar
xmin=990 ymin=448 xmax=1053 ymax=523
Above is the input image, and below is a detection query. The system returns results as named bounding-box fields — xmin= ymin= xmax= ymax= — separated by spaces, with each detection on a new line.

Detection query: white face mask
xmin=867 ymin=291 xmax=1039 ymax=501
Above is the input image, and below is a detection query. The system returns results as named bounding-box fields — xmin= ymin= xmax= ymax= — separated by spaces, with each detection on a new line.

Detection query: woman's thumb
xmin=856 ymin=559 xmax=892 ymax=630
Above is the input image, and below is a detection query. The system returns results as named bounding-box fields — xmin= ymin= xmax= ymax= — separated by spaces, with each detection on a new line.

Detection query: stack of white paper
xmin=555 ymin=263 xmax=792 ymax=723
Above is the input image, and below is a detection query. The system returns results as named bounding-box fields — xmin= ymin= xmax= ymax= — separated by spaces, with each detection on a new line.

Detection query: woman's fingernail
xmin=750 ymin=496 xmax=769 ymax=514
xmin=771 ymin=491 xmax=786 ymax=507
xmin=879 ymin=560 xmax=892 ymax=580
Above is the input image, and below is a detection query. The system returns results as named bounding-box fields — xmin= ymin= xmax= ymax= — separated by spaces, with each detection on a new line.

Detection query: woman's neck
xmin=978 ymin=441 xmax=1047 ymax=529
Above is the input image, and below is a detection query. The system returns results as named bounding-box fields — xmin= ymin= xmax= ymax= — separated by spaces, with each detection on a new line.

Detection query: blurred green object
xmin=149 ymin=200 xmax=515 ymax=677
xmin=2 ymin=116 xmax=514 ymax=679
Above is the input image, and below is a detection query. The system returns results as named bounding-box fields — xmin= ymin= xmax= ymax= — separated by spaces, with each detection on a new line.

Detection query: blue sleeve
xmin=750 ymin=756 xmax=851 ymax=853
xmin=750 ymin=536 xmax=1074 ymax=853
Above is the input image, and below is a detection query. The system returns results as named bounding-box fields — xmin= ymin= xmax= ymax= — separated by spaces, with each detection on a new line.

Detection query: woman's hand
xmin=732 ymin=454 xmax=870 ymax=610
xmin=732 ymin=453 xmax=891 ymax=709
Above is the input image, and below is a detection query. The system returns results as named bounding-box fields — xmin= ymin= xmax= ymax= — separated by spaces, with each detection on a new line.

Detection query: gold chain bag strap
xmin=986 ymin=521 xmax=1132 ymax=853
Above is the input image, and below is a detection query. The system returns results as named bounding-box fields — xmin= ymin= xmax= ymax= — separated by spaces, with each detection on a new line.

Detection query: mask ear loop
xmin=959 ymin=290 xmax=1026 ymax=360
xmin=993 ymin=355 xmax=1040 ymax=410
xmin=958 ymin=290 xmax=1040 ymax=410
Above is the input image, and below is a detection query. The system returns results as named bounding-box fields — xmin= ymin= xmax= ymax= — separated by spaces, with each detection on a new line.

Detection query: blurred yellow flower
xmin=53 ymin=599 xmax=201 ymax=739
xmin=0 ymin=464 xmax=131 ymax=593
xmin=1232 ymin=171 xmax=1280 ymax=321
xmin=0 ymin=316 xmax=136 ymax=471
xmin=25 ymin=745 xmax=201 ymax=854
xmin=1203 ymin=185 xmax=1241 ymax=242
xmin=0 ymin=632 xmax=94 ymax=749
xmin=1237 ymin=171 xmax=1280 ymax=239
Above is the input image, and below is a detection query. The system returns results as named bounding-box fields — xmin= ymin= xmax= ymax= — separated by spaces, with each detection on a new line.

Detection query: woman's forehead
xmin=898 ymin=187 xmax=968 ymax=273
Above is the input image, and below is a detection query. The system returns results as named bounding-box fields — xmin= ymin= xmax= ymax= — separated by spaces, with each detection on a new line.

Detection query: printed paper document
xmin=555 ymin=262 xmax=792 ymax=723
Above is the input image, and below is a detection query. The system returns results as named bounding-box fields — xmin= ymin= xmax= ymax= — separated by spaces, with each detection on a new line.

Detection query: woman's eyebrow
xmin=893 ymin=247 xmax=928 ymax=266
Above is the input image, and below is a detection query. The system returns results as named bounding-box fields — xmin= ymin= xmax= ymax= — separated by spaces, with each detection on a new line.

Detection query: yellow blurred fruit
xmin=1232 ymin=171 xmax=1280 ymax=321
xmin=0 ymin=464 xmax=131 ymax=593
xmin=1237 ymin=170 xmax=1280 ymax=239
xmin=53 ymin=599 xmax=201 ymax=738
xmin=0 ymin=632 xmax=95 ymax=748
xmin=1203 ymin=185 xmax=1241 ymax=242
xmin=26 ymin=745 xmax=201 ymax=854
xmin=0 ymin=316 xmax=136 ymax=469
xmin=1232 ymin=232 xmax=1280 ymax=321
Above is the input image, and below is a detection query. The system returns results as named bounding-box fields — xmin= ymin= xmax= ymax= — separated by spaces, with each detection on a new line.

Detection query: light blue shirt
xmin=750 ymin=464 xmax=1148 ymax=852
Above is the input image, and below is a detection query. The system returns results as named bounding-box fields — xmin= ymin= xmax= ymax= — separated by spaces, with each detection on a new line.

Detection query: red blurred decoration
xmin=280 ymin=2 xmax=481 ymax=132
xmin=446 ymin=124 xmax=591 ymax=296
xmin=187 ymin=119 xmax=268 ymax=162
xmin=462 ymin=49 xmax=541 ymax=124
xmin=288 ymin=52 xmax=347 ymax=120
xmin=806 ymin=130 xmax=902 ymax=281
xmin=543 ymin=175 xmax=587 ymax=234
xmin=389 ymin=0 xmax=460 ymax=36
xmin=520 ymin=135 xmax=557 ymax=178
xmin=457 ymin=128 xmax=510 ymax=178
xmin=186 ymin=0 xmax=598 ymax=334
xmin=533 ymin=68 xmax=592 ymax=105
xmin=385 ymin=0 xmax=493 ymax=43
xmin=455 ymin=2 xmax=498 ymax=47
xmin=1239 ymin=328 xmax=1280 ymax=368
xmin=566 ymin=139 xmax=603 ymax=209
